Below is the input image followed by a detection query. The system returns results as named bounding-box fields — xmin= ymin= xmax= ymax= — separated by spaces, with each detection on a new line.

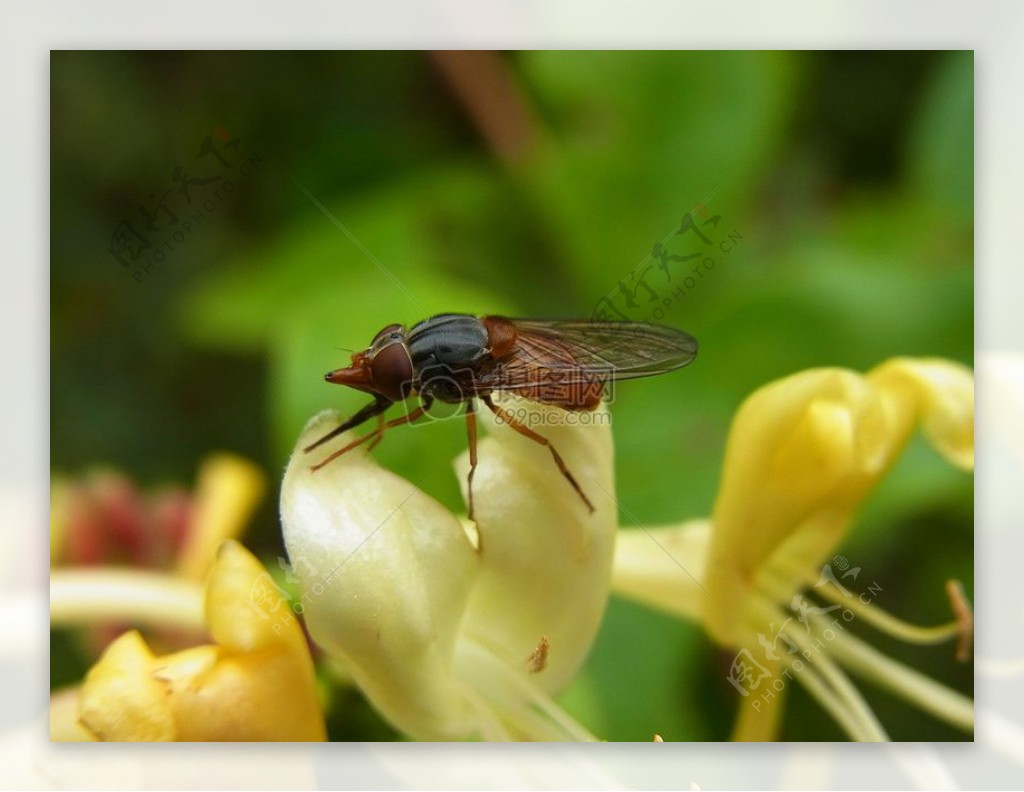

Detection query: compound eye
xmin=372 ymin=323 xmax=404 ymax=346
xmin=370 ymin=342 xmax=413 ymax=402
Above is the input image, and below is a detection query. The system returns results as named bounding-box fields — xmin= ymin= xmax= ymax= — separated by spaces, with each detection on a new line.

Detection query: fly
xmin=305 ymin=314 xmax=698 ymax=519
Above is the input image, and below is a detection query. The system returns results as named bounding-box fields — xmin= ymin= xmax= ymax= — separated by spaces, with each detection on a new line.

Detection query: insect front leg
xmin=365 ymin=412 xmax=387 ymax=452
xmin=303 ymin=396 xmax=392 ymax=453
xmin=480 ymin=394 xmax=595 ymax=513
xmin=310 ymin=396 xmax=433 ymax=472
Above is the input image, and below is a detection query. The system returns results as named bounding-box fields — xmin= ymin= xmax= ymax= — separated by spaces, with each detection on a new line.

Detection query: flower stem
xmin=50 ymin=568 xmax=205 ymax=633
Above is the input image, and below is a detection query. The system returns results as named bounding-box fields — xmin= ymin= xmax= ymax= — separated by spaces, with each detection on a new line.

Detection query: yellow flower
xmin=280 ymin=399 xmax=615 ymax=741
xmin=50 ymin=453 xmax=267 ymax=664
xmin=51 ymin=540 xmax=326 ymax=741
xmin=612 ymin=358 xmax=974 ymax=741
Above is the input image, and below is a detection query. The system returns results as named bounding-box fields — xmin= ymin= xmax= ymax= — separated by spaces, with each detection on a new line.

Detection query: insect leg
xmin=480 ymin=394 xmax=595 ymax=513
xmin=310 ymin=400 xmax=431 ymax=472
xmin=366 ymin=412 xmax=387 ymax=452
xmin=303 ymin=397 xmax=392 ymax=453
xmin=465 ymin=400 xmax=478 ymax=522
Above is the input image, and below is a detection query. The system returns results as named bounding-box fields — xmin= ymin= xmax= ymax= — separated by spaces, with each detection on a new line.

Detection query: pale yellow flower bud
xmin=280 ymin=398 xmax=614 ymax=740
xmin=703 ymin=358 xmax=973 ymax=646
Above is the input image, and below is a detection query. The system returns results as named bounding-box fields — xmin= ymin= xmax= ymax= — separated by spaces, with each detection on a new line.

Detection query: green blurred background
xmin=50 ymin=50 xmax=973 ymax=741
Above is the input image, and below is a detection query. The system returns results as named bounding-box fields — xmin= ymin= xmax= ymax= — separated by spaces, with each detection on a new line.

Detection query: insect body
xmin=305 ymin=314 xmax=698 ymax=518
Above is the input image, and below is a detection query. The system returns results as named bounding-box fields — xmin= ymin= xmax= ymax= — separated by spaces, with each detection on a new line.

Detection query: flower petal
xmin=281 ymin=410 xmax=481 ymax=739
xmin=703 ymin=359 xmax=974 ymax=645
xmin=177 ymin=454 xmax=266 ymax=580
xmin=453 ymin=397 xmax=617 ymax=695
xmin=281 ymin=397 xmax=616 ymax=740
xmin=610 ymin=520 xmax=711 ymax=624
xmin=868 ymin=358 xmax=974 ymax=470
xmin=76 ymin=542 xmax=325 ymax=741
xmin=49 ymin=687 xmax=97 ymax=741
xmin=79 ymin=630 xmax=177 ymax=741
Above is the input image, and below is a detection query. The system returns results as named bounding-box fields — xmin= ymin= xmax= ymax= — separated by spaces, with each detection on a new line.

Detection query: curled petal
xmin=867 ymin=358 xmax=974 ymax=470
xmin=703 ymin=359 xmax=974 ymax=646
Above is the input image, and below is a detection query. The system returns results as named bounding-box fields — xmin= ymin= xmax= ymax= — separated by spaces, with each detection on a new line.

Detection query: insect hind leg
xmin=480 ymin=394 xmax=595 ymax=513
xmin=465 ymin=400 xmax=479 ymax=522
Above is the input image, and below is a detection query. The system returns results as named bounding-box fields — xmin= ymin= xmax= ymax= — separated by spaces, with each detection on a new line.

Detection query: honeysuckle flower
xmin=280 ymin=398 xmax=615 ymax=741
xmin=50 ymin=454 xmax=265 ymax=654
xmin=48 ymin=453 xmax=320 ymax=740
xmin=50 ymin=541 xmax=326 ymax=741
xmin=612 ymin=357 xmax=974 ymax=741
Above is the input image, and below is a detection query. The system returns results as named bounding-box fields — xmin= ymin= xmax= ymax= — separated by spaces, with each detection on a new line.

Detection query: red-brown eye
xmin=370 ymin=342 xmax=414 ymax=402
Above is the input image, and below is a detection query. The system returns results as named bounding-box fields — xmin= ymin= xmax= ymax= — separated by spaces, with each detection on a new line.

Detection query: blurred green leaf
xmin=905 ymin=51 xmax=973 ymax=222
xmin=519 ymin=51 xmax=800 ymax=299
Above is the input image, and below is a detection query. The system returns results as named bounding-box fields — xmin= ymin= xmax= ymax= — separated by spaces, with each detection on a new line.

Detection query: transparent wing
xmin=479 ymin=318 xmax=698 ymax=390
